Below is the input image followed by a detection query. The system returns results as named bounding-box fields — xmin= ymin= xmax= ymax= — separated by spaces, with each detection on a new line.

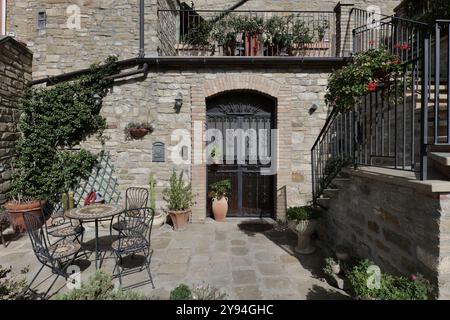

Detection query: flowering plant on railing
xmin=325 ymin=49 xmax=403 ymax=112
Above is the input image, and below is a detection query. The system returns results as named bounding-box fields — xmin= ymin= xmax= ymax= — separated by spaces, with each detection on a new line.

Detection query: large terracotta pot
xmin=4 ymin=200 xmax=45 ymax=233
xmin=212 ymin=197 xmax=228 ymax=222
xmin=168 ymin=209 xmax=191 ymax=231
xmin=288 ymin=219 xmax=317 ymax=255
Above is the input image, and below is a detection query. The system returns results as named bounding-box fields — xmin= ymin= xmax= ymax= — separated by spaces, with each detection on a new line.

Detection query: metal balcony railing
xmin=157 ymin=9 xmax=336 ymax=57
xmin=312 ymin=9 xmax=450 ymax=204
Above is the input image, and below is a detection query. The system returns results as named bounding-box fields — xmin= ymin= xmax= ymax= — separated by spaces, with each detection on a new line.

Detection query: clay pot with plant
xmin=209 ymin=179 xmax=231 ymax=222
xmin=287 ymin=205 xmax=320 ymax=254
xmin=163 ymin=170 xmax=195 ymax=231
xmin=125 ymin=122 xmax=154 ymax=140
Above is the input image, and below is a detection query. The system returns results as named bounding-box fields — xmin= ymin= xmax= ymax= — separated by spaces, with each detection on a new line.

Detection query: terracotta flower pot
xmin=168 ymin=209 xmax=191 ymax=231
xmin=129 ymin=128 xmax=149 ymax=139
xmin=212 ymin=197 xmax=228 ymax=222
xmin=288 ymin=219 xmax=317 ymax=255
xmin=4 ymin=200 xmax=45 ymax=234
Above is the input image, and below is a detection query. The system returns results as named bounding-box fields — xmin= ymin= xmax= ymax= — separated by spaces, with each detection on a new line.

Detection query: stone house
xmin=3 ymin=0 xmax=450 ymax=298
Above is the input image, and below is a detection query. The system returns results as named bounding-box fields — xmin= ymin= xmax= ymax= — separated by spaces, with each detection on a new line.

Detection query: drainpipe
xmin=139 ymin=0 xmax=145 ymax=58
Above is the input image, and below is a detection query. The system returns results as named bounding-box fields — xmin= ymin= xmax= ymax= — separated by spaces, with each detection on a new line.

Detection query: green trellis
xmin=73 ymin=151 xmax=121 ymax=207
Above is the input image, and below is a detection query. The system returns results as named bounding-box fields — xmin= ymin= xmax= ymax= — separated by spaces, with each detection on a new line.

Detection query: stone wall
xmin=80 ymin=65 xmax=332 ymax=221
xmin=192 ymin=0 xmax=400 ymax=14
xmin=7 ymin=0 xmax=161 ymax=79
xmin=6 ymin=0 xmax=402 ymax=78
xmin=318 ymin=168 xmax=450 ymax=299
xmin=157 ymin=0 xmax=178 ymax=56
xmin=0 ymin=36 xmax=32 ymax=204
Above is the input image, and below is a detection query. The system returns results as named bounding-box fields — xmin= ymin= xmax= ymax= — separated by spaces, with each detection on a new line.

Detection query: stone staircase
xmin=316 ymin=172 xmax=350 ymax=209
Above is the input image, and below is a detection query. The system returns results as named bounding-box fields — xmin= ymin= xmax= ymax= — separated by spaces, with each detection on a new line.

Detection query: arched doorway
xmin=206 ymin=91 xmax=276 ymax=218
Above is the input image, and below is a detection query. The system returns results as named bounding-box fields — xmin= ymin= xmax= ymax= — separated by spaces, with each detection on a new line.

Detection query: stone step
xmin=332 ymin=178 xmax=350 ymax=188
xmin=323 ymin=188 xmax=340 ymax=198
xmin=429 ymin=152 xmax=450 ymax=167
xmin=317 ymin=197 xmax=331 ymax=209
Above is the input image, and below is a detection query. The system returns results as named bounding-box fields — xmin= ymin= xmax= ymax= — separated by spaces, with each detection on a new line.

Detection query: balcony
xmin=157 ymin=9 xmax=336 ymax=57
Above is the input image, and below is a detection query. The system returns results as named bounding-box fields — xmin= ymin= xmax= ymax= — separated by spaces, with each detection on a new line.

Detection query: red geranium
xmin=410 ymin=274 xmax=417 ymax=281
xmin=367 ymin=82 xmax=378 ymax=92
xmin=369 ymin=40 xmax=376 ymax=46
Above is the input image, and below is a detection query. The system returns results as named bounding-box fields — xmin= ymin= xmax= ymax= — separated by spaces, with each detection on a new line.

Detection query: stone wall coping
xmin=343 ymin=166 xmax=450 ymax=194
xmin=0 ymin=36 xmax=33 ymax=56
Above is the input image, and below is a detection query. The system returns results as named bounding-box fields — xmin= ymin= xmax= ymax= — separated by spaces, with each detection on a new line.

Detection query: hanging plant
xmin=325 ymin=49 xmax=403 ymax=112
xmin=124 ymin=122 xmax=154 ymax=140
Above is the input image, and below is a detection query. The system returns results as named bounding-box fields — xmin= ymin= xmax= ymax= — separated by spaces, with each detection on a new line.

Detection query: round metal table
xmin=66 ymin=204 xmax=124 ymax=269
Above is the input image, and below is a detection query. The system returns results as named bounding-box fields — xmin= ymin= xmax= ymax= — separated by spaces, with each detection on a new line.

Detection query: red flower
xmin=394 ymin=43 xmax=409 ymax=50
xmin=369 ymin=40 xmax=376 ymax=46
xmin=410 ymin=274 xmax=417 ymax=281
xmin=367 ymin=82 xmax=378 ymax=92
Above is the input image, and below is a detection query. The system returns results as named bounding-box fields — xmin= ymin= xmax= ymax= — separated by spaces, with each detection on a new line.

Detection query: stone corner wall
xmin=0 ymin=37 xmax=32 ymax=204
xmin=317 ymin=168 xmax=450 ymax=299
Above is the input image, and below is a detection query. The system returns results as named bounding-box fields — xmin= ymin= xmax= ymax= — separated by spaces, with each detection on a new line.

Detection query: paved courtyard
xmin=0 ymin=218 xmax=348 ymax=300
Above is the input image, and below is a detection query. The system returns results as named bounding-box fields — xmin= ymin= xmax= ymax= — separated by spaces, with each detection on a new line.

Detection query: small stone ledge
xmin=343 ymin=166 xmax=450 ymax=194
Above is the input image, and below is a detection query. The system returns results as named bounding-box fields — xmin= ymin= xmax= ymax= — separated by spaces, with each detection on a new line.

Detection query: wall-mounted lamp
xmin=174 ymin=92 xmax=183 ymax=112
xmin=94 ymin=93 xmax=102 ymax=107
xmin=309 ymin=103 xmax=318 ymax=115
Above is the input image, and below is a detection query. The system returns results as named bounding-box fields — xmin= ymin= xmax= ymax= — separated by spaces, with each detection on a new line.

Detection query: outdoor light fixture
xmin=309 ymin=103 xmax=318 ymax=114
xmin=174 ymin=92 xmax=183 ymax=112
xmin=94 ymin=93 xmax=102 ymax=107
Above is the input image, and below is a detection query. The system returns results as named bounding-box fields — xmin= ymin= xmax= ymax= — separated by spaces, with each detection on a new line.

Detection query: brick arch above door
xmin=190 ymin=74 xmax=293 ymax=223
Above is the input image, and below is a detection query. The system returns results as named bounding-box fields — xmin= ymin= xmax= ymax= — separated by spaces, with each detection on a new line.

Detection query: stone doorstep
xmin=343 ymin=166 xmax=450 ymax=194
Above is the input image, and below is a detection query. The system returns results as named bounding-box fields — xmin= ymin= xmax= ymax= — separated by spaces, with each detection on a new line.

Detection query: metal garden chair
xmin=22 ymin=212 xmax=81 ymax=298
xmin=42 ymin=202 xmax=84 ymax=245
xmin=110 ymin=187 xmax=149 ymax=236
xmin=110 ymin=207 xmax=155 ymax=288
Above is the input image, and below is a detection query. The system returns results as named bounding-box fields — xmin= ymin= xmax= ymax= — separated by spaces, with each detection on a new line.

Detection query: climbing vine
xmin=10 ymin=56 xmax=120 ymax=202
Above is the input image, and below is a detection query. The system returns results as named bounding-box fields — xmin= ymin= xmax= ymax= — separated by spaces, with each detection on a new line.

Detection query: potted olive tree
xmin=209 ymin=180 xmax=231 ymax=222
xmin=163 ymin=170 xmax=195 ymax=231
xmin=286 ymin=205 xmax=320 ymax=254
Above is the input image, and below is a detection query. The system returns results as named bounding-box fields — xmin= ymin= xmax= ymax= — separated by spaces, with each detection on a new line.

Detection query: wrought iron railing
xmin=312 ymin=10 xmax=450 ymax=204
xmin=157 ymin=9 xmax=336 ymax=57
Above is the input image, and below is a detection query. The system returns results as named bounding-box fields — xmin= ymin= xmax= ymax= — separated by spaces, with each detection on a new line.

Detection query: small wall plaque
xmin=152 ymin=142 xmax=165 ymax=163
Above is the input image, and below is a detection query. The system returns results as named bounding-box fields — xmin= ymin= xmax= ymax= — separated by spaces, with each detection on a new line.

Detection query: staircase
xmin=312 ymin=15 xmax=450 ymax=206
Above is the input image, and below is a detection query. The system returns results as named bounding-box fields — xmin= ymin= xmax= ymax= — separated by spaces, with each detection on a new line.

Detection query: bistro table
xmin=66 ymin=203 xmax=124 ymax=269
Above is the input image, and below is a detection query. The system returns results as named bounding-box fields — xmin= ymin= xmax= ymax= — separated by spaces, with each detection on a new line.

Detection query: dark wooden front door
xmin=206 ymin=92 xmax=276 ymax=218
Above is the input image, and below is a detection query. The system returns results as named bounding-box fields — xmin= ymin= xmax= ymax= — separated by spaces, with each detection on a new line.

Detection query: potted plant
xmin=125 ymin=122 xmax=154 ymax=140
xmin=233 ymin=16 xmax=264 ymax=56
xmin=286 ymin=205 xmax=320 ymax=254
xmin=209 ymin=179 xmax=231 ymax=222
xmin=210 ymin=146 xmax=221 ymax=165
xmin=163 ymin=170 xmax=195 ymax=231
xmin=181 ymin=20 xmax=214 ymax=56
xmin=3 ymin=197 xmax=45 ymax=234
xmin=263 ymin=15 xmax=293 ymax=56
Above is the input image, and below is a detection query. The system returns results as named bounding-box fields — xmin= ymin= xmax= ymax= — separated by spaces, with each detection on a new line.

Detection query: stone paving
xmin=0 ymin=218 xmax=348 ymax=300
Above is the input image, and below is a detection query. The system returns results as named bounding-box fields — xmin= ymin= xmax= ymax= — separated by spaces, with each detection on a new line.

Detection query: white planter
xmin=288 ymin=219 xmax=317 ymax=255
xmin=153 ymin=212 xmax=166 ymax=228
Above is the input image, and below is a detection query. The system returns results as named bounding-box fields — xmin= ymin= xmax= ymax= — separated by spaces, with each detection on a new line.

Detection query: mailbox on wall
xmin=152 ymin=142 xmax=165 ymax=162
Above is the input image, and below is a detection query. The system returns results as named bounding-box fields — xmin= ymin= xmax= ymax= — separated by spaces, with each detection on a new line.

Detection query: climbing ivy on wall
xmin=10 ymin=56 xmax=120 ymax=202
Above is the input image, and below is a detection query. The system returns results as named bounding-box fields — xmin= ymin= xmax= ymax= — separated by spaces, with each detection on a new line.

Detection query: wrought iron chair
xmin=110 ymin=187 xmax=149 ymax=236
xmin=42 ymin=202 xmax=84 ymax=245
xmin=22 ymin=212 xmax=81 ymax=298
xmin=111 ymin=207 xmax=155 ymax=288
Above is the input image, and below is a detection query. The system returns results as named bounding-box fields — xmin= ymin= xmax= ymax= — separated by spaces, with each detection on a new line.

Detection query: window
xmin=37 ymin=10 xmax=46 ymax=34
